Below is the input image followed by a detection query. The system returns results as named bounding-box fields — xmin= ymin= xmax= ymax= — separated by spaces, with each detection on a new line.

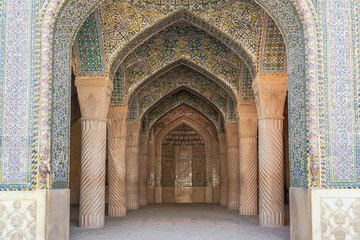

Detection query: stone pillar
xmin=218 ymin=134 xmax=228 ymax=206
xmin=253 ymin=74 xmax=287 ymax=226
xmin=154 ymin=141 xmax=162 ymax=203
xmin=237 ymin=105 xmax=258 ymax=215
xmin=225 ymin=122 xmax=239 ymax=210
xmin=126 ymin=122 xmax=141 ymax=210
xmin=138 ymin=133 xmax=149 ymax=207
xmin=75 ymin=77 xmax=113 ymax=228
xmin=147 ymin=140 xmax=155 ymax=204
xmin=107 ymin=106 xmax=128 ymax=217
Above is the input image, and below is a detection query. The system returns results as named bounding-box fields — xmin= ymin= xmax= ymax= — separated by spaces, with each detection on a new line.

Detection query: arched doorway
xmin=41 ymin=0 xmax=318 ymax=237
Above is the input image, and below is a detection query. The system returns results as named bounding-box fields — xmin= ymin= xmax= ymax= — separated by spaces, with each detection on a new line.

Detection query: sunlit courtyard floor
xmin=70 ymin=204 xmax=290 ymax=240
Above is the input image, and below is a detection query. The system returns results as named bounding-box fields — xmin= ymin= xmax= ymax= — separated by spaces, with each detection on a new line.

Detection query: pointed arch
xmin=125 ymin=58 xmax=238 ymax=104
xmin=108 ymin=9 xmax=257 ymax=78
xmin=139 ymin=87 xmax=225 ymax=131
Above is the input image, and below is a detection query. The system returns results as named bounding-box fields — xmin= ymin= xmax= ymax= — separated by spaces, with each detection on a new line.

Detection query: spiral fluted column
xmin=79 ymin=120 xmax=107 ymax=227
xmin=76 ymin=77 xmax=113 ymax=228
xmin=218 ymin=134 xmax=228 ymax=206
xmin=258 ymin=119 xmax=284 ymax=225
xmin=253 ymin=74 xmax=287 ymax=226
xmin=238 ymin=105 xmax=258 ymax=215
xmin=239 ymin=137 xmax=258 ymax=214
xmin=225 ymin=122 xmax=239 ymax=210
xmin=138 ymin=133 xmax=149 ymax=207
xmin=126 ymin=122 xmax=141 ymax=210
xmin=107 ymin=106 xmax=128 ymax=217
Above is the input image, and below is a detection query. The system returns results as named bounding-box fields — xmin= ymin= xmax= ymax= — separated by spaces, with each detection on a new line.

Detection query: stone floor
xmin=70 ymin=204 xmax=290 ymax=240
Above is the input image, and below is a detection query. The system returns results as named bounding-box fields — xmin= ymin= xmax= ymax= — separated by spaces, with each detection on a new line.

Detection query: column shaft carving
xmin=225 ymin=122 xmax=239 ymax=210
xmin=219 ymin=134 xmax=227 ymax=206
xmin=238 ymin=105 xmax=258 ymax=215
xmin=107 ymin=106 xmax=128 ymax=217
xmin=76 ymin=77 xmax=112 ymax=228
xmin=258 ymin=119 xmax=284 ymax=225
xmin=147 ymin=140 xmax=155 ymax=204
xmin=126 ymin=122 xmax=141 ymax=210
xmin=138 ymin=134 xmax=149 ymax=207
xmin=154 ymin=143 xmax=162 ymax=203
xmin=239 ymin=137 xmax=257 ymax=215
xmin=79 ymin=120 xmax=107 ymax=228
xmin=253 ymin=74 xmax=287 ymax=226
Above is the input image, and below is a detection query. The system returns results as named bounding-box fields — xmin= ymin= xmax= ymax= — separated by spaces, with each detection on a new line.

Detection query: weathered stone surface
xmin=107 ymin=106 xmax=128 ymax=217
xmin=138 ymin=134 xmax=149 ymax=207
xmin=253 ymin=74 xmax=287 ymax=226
xmin=238 ymin=105 xmax=258 ymax=215
xmin=225 ymin=122 xmax=239 ymax=211
xmin=126 ymin=122 xmax=141 ymax=210
xmin=76 ymin=77 xmax=112 ymax=228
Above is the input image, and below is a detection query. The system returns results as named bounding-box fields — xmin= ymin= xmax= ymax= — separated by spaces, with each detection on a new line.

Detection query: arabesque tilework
xmin=145 ymin=89 xmax=221 ymax=131
xmin=0 ymin=0 xmax=39 ymax=190
xmin=131 ymin=65 xmax=233 ymax=119
xmin=3 ymin=0 xmax=360 ymax=192
xmin=75 ymin=0 xmax=265 ymax=77
xmin=123 ymin=22 xmax=242 ymax=97
xmin=318 ymin=0 xmax=360 ymax=188
xmin=49 ymin=0 xmax=103 ymax=189
xmin=152 ymin=104 xmax=217 ymax=139
xmin=239 ymin=65 xmax=255 ymax=105
xmin=74 ymin=9 xmax=106 ymax=75
xmin=110 ymin=63 xmax=124 ymax=106
xmin=259 ymin=13 xmax=287 ymax=74
xmin=0 ymin=0 xmax=310 ymax=190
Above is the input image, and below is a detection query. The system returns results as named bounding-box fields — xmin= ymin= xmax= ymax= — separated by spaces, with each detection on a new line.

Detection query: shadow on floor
xmin=70 ymin=204 xmax=290 ymax=240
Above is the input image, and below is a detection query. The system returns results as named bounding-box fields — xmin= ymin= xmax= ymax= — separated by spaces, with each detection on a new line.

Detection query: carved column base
xmin=220 ymin=199 xmax=227 ymax=207
xmin=240 ymin=205 xmax=258 ymax=216
xmin=80 ymin=215 xmax=105 ymax=228
xmin=155 ymin=186 xmax=162 ymax=203
xmin=108 ymin=206 xmax=126 ymax=217
xmin=127 ymin=202 xmax=139 ymax=210
xmin=139 ymin=199 xmax=147 ymax=206
xmin=259 ymin=211 xmax=284 ymax=226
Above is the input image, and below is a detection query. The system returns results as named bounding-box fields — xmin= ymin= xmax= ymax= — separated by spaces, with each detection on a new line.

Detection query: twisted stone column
xmin=79 ymin=120 xmax=107 ymax=227
xmin=147 ymin=140 xmax=155 ymax=204
xmin=138 ymin=133 xmax=149 ymax=207
xmin=258 ymin=119 xmax=284 ymax=225
xmin=76 ymin=77 xmax=113 ymax=228
xmin=253 ymin=74 xmax=287 ymax=226
xmin=225 ymin=122 xmax=239 ymax=210
xmin=238 ymin=105 xmax=258 ymax=215
xmin=126 ymin=122 xmax=141 ymax=210
xmin=107 ymin=106 xmax=128 ymax=217
xmin=154 ymin=142 xmax=162 ymax=203
xmin=218 ymin=134 xmax=227 ymax=206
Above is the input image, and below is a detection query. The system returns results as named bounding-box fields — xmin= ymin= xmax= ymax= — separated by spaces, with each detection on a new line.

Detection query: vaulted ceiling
xmin=73 ymin=0 xmax=286 ymax=133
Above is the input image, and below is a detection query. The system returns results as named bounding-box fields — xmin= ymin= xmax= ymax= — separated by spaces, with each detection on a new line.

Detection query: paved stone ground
xmin=70 ymin=204 xmax=290 ymax=240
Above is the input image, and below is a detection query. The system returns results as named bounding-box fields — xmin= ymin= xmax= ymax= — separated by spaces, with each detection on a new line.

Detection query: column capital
xmin=237 ymin=104 xmax=258 ymax=138
xmin=126 ymin=122 xmax=141 ymax=147
xmin=108 ymin=106 xmax=129 ymax=118
xmin=225 ymin=121 xmax=239 ymax=148
xmin=252 ymin=74 xmax=287 ymax=120
xmin=75 ymin=77 xmax=113 ymax=121
xmin=107 ymin=106 xmax=128 ymax=139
